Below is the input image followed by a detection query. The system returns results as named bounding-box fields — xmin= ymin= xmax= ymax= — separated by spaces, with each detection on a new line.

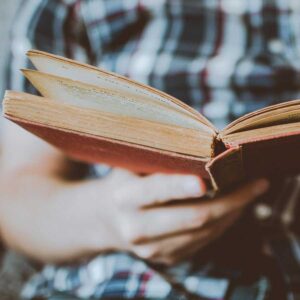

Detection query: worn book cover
xmin=3 ymin=50 xmax=300 ymax=190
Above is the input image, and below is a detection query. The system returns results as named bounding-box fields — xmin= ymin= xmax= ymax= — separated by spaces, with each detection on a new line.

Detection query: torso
xmin=78 ymin=0 xmax=300 ymax=129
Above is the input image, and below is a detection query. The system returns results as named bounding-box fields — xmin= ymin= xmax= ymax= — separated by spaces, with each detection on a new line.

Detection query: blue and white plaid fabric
xmin=6 ymin=0 xmax=300 ymax=299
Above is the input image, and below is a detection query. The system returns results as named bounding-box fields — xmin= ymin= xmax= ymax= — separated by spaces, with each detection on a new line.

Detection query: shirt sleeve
xmin=4 ymin=0 xmax=99 ymax=178
xmin=5 ymin=0 xmax=92 ymax=93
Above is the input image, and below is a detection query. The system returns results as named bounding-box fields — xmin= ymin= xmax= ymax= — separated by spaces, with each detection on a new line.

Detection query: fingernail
xmin=252 ymin=179 xmax=270 ymax=196
xmin=183 ymin=176 xmax=205 ymax=196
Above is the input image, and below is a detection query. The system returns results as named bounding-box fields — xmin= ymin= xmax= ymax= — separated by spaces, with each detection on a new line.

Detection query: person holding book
xmin=1 ymin=1 xmax=300 ymax=299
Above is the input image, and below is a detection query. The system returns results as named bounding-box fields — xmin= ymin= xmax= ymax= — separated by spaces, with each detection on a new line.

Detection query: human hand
xmin=105 ymin=170 xmax=269 ymax=265
xmin=0 ymin=167 xmax=269 ymax=265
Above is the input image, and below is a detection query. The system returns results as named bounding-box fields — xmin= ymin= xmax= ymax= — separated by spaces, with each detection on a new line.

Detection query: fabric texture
xmin=5 ymin=0 xmax=300 ymax=299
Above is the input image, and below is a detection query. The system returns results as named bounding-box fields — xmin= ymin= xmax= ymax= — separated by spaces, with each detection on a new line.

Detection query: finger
xmin=130 ymin=204 xmax=243 ymax=244
xmin=199 ymin=178 xmax=270 ymax=221
xmin=169 ymin=232 xmax=218 ymax=264
xmin=159 ymin=210 xmax=243 ymax=264
xmin=126 ymin=174 xmax=206 ymax=207
xmin=119 ymin=179 xmax=268 ymax=244
xmin=122 ymin=180 xmax=265 ymax=243
xmin=226 ymin=178 xmax=270 ymax=205
xmin=180 ymin=208 xmax=242 ymax=255
xmin=107 ymin=168 xmax=138 ymax=182
xmin=130 ymin=203 xmax=214 ymax=243
xmin=132 ymin=210 xmax=240 ymax=265
xmin=132 ymin=225 xmax=212 ymax=264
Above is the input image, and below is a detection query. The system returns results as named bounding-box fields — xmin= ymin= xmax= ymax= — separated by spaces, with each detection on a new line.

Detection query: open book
xmin=3 ymin=50 xmax=300 ymax=190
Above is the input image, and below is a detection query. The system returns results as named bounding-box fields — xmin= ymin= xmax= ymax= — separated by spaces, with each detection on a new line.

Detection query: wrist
xmin=62 ymin=181 xmax=124 ymax=253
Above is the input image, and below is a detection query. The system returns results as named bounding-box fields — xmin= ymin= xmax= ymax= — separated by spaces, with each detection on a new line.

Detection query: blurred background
xmin=0 ymin=0 xmax=20 ymax=98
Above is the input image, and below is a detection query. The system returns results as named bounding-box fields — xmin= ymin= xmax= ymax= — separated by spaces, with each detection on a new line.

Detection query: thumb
xmin=129 ymin=174 xmax=206 ymax=207
xmin=223 ymin=178 xmax=270 ymax=210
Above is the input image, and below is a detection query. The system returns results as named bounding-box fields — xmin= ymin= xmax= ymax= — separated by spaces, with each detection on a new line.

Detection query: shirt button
xmin=254 ymin=203 xmax=273 ymax=220
xmin=268 ymin=39 xmax=284 ymax=54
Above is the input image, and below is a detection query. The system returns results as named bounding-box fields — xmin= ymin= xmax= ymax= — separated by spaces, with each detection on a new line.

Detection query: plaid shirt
xmin=6 ymin=0 xmax=300 ymax=299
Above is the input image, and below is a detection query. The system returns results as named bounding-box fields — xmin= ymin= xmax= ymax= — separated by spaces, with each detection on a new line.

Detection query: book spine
xmin=212 ymin=134 xmax=227 ymax=157
xmin=206 ymin=146 xmax=245 ymax=191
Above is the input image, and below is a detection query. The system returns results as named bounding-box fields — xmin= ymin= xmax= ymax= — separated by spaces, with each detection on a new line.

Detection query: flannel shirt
xmin=5 ymin=0 xmax=300 ymax=299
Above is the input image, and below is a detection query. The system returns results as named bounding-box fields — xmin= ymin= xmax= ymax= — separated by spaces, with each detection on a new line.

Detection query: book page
xmin=23 ymin=69 xmax=215 ymax=133
xmin=224 ymin=99 xmax=300 ymax=134
xmin=28 ymin=50 xmax=216 ymax=130
xmin=222 ymin=122 xmax=300 ymax=145
xmin=223 ymin=104 xmax=300 ymax=135
xmin=3 ymin=91 xmax=215 ymax=158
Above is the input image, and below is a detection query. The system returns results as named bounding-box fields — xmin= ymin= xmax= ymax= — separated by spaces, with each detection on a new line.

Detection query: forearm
xmin=0 ymin=169 xmax=118 ymax=263
xmin=0 ymin=121 xmax=121 ymax=263
xmin=0 ymin=170 xmax=66 ymax=261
